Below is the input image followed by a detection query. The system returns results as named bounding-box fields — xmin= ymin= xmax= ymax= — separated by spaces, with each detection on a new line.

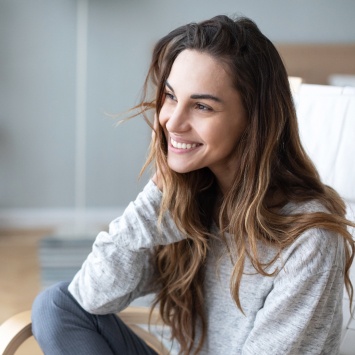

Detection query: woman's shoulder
xmin=281 ymin=199 xmax=328 ymax=216
xmin=278 ymin=200 xmax=345 ymax=277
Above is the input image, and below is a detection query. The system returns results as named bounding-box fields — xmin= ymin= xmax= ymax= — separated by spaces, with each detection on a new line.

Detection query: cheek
xmin=156 ymin=113 xmax=169 ymax=143
xmin=158 ymin=115 xmax=165 ymax=128
xmin=158 ymin=105 xmax=169 ymax=127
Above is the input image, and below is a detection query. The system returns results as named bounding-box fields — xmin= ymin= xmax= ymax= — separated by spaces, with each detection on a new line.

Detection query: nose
xmin=165 ymin=104 xmax=190 ymax=133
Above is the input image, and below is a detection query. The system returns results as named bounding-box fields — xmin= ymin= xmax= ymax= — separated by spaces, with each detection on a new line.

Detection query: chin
xmin=168 ymin=163 xmax=196 ymax=174
xmin=170 ymin=167 xmax=190 ymax=174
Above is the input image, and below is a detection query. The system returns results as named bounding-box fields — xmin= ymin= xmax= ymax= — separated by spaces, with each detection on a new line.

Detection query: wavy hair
xmin=136 ymin=15 xmax=355 ymax=354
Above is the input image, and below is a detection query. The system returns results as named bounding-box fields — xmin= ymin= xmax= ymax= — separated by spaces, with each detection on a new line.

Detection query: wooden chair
xmin=0 ymin=307 xmax=169 ymax=355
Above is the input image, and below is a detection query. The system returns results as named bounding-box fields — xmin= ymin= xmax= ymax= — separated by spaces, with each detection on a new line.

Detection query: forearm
xmin=68 ymin=180 xmax=186 ymax=314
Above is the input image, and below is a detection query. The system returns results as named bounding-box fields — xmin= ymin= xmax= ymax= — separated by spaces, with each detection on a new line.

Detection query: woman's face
xmin=159 ymin=49 xmax=247 ymax=192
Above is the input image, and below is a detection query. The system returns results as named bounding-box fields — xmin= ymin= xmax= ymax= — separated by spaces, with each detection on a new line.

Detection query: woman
xmin=32 ymin=15 xmax=354 ymax=354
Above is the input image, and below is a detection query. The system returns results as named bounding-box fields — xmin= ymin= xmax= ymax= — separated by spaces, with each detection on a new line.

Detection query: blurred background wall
xmin=1 ymin=0 xmax=355 ymax=230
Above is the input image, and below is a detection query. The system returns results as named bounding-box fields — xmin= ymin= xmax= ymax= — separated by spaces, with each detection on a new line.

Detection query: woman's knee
xmin=31 ymin=281 xmax=72 ymax=338
xmin=32 ymin=281 xmax=71 ymax=316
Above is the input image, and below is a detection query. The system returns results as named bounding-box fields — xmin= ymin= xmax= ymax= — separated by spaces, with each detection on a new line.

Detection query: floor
xmin=0 ymin=228 xmax=51 ymax=355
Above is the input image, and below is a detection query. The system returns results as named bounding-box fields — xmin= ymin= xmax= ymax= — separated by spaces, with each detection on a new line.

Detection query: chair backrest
xmin=294 ymin=84 xmax=355 ymax=204
xmin=293 ymin=83 xmax=355 ymax=353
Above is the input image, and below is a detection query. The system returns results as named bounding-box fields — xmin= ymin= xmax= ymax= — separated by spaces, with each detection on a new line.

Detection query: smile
xmin=170 ymin=137 xmax=200 ymax=150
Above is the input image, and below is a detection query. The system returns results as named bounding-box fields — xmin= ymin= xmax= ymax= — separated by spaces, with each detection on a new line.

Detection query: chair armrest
xmin=0 ymin=308 xmax=169 ymax=355
xmin=0 ymin=310 xmax=32 ymax=355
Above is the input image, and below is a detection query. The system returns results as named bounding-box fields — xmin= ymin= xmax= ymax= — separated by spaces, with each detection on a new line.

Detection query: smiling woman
xmin=31 ymin=15 xmax=355 ymax=355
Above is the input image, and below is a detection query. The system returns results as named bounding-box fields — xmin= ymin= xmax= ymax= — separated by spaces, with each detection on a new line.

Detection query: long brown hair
xmin=137 ymin=15 xmax=355 ymax=354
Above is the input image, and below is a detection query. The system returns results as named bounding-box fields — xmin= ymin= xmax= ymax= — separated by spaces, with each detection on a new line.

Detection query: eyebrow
xmin=165 ymin=81 xmax=223 ymax=103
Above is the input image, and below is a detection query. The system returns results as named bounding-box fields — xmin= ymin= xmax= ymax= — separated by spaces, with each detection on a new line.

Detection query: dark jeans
xmin=31 ymin=281 xmax=158 ymax=355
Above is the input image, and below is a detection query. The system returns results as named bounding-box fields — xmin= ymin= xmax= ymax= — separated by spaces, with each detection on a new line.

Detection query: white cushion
xmin=294 ymin=84 xmax=355 ymax=203
xmin=293 ymin=83 xmax=355 ymax=354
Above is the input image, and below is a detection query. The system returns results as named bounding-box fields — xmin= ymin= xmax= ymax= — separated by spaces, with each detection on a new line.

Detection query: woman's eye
xmin=165 ymin=92 xmax=176 ymax=101
xmin=196 ymin=103 xmax=212 ymax=111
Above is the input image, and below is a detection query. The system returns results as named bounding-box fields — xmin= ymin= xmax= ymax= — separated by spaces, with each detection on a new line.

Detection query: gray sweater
xmin=69 ymin=180 xmax=345 ymax=354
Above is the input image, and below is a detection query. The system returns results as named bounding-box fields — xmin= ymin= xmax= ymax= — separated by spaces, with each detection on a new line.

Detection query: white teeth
xmin=171 ymin=138 xmax=197 ymax=150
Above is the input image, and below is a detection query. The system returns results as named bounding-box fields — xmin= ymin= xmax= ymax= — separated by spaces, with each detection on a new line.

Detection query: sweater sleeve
xmin=242 ymin=228 xmax=345 ymax=355
xmin=68 ymin=180 xmax=187 ymax=314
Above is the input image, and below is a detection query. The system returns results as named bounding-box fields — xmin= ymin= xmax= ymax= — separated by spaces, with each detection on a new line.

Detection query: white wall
xmin=1 ymin=0 xmax=355 ymax=228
